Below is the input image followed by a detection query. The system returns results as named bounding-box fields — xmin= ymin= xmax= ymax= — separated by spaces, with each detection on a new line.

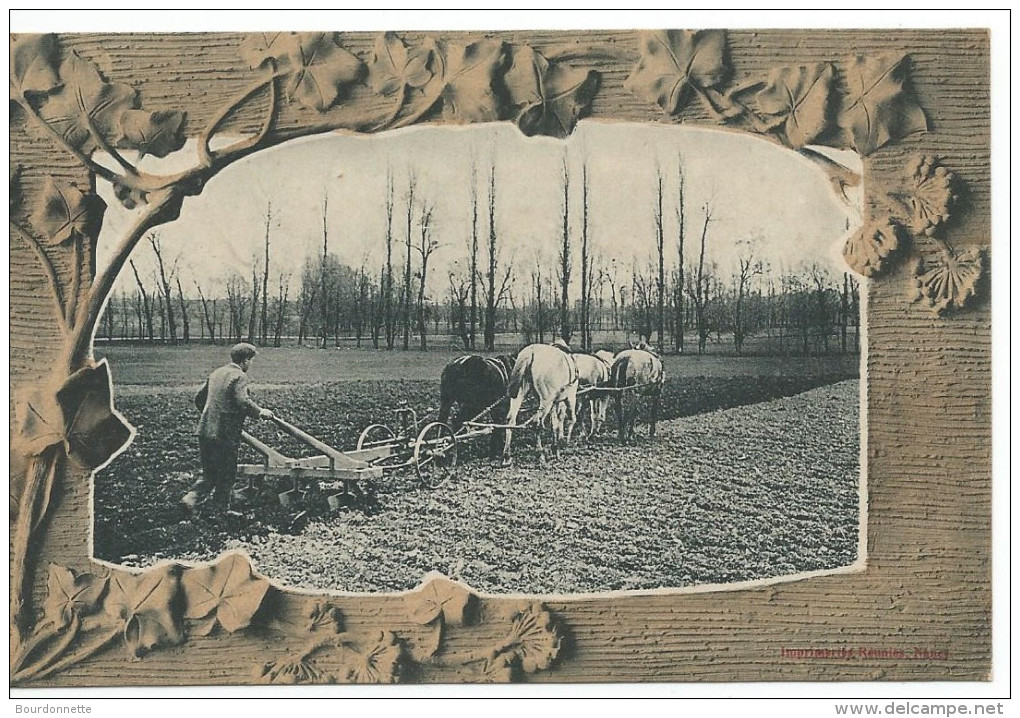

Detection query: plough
xmin=232 ymin=378 xmax=661 ymax=512
xmin=235 ymin=409 xmax=459 ymax=510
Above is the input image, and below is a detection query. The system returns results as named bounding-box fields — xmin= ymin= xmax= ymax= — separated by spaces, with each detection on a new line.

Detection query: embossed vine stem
xmin=10 ymin=222 xmax=69 ymax=335
xmin=11 ymin=447 xmax=63 ymax=640
xmin=14 ymin=623 xmax=122 ymax=684
xmin=66 ymin=188 xmax=181 ymax=371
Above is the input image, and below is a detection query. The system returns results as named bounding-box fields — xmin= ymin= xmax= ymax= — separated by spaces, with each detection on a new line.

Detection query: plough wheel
xmin=413 ymin=422 xmax=458 ymax=489
xmin=357 ymin=423 xmax=396 ymax=450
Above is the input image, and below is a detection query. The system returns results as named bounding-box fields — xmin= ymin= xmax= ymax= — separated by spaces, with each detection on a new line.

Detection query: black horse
xmin=438 ymin=354 xmax=516 ymax=457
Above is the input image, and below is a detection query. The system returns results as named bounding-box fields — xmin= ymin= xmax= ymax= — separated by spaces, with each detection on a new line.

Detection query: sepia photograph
xmin=91 ymin=122 xmax=864 ymax=595
xmin=9 ymin=10 xmax=998 ymax=697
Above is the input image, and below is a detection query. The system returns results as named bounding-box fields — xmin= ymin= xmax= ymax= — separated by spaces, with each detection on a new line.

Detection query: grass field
xmin=92 ymin=344 xmax=861 ymax=594
xmin=96 ymin=344 xmax=859 ymax=388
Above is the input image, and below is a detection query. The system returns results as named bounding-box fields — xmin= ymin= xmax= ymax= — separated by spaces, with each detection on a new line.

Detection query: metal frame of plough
xmin=236 ymin=408 xmax=460 ymax=511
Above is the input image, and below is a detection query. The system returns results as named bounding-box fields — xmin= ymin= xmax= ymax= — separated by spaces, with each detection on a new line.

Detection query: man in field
xmin=182 ymin=342 xmax=274 ymax=513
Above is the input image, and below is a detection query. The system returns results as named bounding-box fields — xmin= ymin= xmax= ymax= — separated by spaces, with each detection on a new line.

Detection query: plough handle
xmin=241 ymin=430 xmax=291 ymax=467
xmin=270 ymin=416 xmax=347 ymax=463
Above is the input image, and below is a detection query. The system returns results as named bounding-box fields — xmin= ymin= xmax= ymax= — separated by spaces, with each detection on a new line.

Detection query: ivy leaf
xmin=755 ymin=63 xmax=835 ymax=148
xmin=843 ymin=219 xmax=904 ymax=278
xmin=12 ymin=385 xmax=64 ymax=458
xmin=116 ymin=109 xmax=186 ymax=159
xmin=280 ymin=32 xmax=363 ymax=112
xmin=31 ymin=177 xmax=105 ymax=246
xmin=12 ymin=361 xmax=131 ymax=470
xmin=838 ymin=53 xmax=928 ymax=156
xmin=239 ymin=32 xmax=289 ymax=70
xmin=181 ymin=553 xmax=271 ymax=634
xmin=10 ymin=33 xmax=62 ymax=98
xmin=55 ymin=360 xmax=132 ymax=470
xmin=104 ymin=566 xmax=184 ymax=659
xmin=44 ymin=564 xmax=108 ymax=630
xmin=624 ymin=30 xmax=729 ymax=115
xmin=409 ymin=576 xmax=473 ymax=626
xmin=35 ymin=50 xmax=137 ymax=154
xmin=368 ymin=32 xmax=433 ymax=97
xmin=504 ymin=45 xmax=599 ymax=139
xmin=435 ymin=39 xmax=508 ymax=123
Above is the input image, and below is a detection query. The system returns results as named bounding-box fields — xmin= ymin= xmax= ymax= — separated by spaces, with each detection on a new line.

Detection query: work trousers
xmin=190 ymin=436 xmax=240 ymax=508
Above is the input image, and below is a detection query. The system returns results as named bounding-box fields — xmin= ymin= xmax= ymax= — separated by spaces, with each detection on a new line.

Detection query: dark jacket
xmin=195 ymin=363 xmax=263 ymax=442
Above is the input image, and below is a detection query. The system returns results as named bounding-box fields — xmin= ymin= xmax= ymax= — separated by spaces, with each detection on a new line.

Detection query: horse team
xmin=438 ymin=342 xmax=665 ymax=462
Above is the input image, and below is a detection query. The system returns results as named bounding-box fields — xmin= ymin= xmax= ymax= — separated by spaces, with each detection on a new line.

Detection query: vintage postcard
xmin=9 ymin=16 xmax=994 ymax=690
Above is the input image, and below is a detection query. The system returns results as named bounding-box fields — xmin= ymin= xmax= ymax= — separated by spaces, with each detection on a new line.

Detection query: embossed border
xmin=9 ymin=23 xmax=991 ymax=686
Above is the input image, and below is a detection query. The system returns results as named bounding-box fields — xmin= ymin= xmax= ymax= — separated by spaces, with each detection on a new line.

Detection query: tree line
xmin=101 ymin=155 xmax=861 ymax=357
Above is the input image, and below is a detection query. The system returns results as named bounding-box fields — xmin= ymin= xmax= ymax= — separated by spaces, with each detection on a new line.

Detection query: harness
xmin=483 ymin=356 xmax=510 ymax=388
xmin=565 ymin=352 xmax=579 ymax=386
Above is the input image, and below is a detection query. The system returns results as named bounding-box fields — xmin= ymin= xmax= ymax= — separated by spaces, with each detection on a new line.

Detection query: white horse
xmin=610 ymin=349 xmax=665 ymax=443
xmin=502 ymin=343 xmax=579 ymax=461
xmin=572 ymin=351 xmax=614 ymax=437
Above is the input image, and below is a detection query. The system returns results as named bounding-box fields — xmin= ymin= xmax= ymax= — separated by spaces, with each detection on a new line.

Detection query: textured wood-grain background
xmin=9 ymin=29 xmax=991 ymax=684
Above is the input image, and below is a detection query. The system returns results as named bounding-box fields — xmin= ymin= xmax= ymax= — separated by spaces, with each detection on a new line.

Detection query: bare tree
xmin=607 ymin=259 xmax=621 ymax=332
xmin=557 ymin=156 xmax=572 ymax=343
xmin=732 ymin=237 xmax=762 ymax=356
xmin=128 ymin=259 xmax=154 ymax=343
xmin=673 ymin=158 xmax=686 ymax=354
xmin=402 ymin=171 xmax=417 ymax=350
xmin=579 ymin=161 xmax=592 ymax=351
xmin=247 ymin=260 xmax=260 ymax=344
xmin=686 ymin=201 xmax=715 ymax=354
xmin=296 ymin=278 xmax=317 ymax=347
xmin=483 ymin=162 xmax=499 ymax=351
xmin=175 ymin=276 xmax=190 ymax=343
xmin=155 ymin=290 xmax=166 ymax=342
xmin=195 ymin=281 xmax=216 ymax=344
xmin=226 ymin=273 xmax=249 ymax=343
xmin=273 ymin=272 xmax=290 ymax=347
xmin=384 ymin=167 xmax=396 ymax=349
xmin=468 ymin=161 xmax=479 ymax=350
xmin=148 ymin=233 xmax=178 ymax=345
xmin=449 ymin=270 xmax=470 ymax=348
xmin=411 ymin=203 xmax=437 ymax=350
xmin=839 ymin=272 xmax=860 ymax=354
xmin=319 ymin=192 xmax=329 ymax=348
xmin=653 ymin=165 xmax=665 ymax=350
xmin=354 ymin=264 xmax=368 ymax=348
xmin=370 ymin=273 xmax=383 ymax=349
xmin=260 ymin=201 xmax=272 ymax=345
xmin=810 ymin=263 xmax=833 ymax=353
xmin=631 ymin=262 xmax=655 ymax=341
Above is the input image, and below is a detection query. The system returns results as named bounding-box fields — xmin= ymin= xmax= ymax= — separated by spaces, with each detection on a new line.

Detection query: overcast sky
xmin=97 ymin=122 xmax=859 ymax=299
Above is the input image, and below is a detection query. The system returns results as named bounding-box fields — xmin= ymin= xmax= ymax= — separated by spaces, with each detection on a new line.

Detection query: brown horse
xmin=439 ymin=354 xmax=515 ymax=456
xmin=610 ymin=349 xmax=665 ymax=443
xmin=573 ymin=351 xmax=614 ymax=437
xmin=502 ymin=343 xmax=579 ymax=461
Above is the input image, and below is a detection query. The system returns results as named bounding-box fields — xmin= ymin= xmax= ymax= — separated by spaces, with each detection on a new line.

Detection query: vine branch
xmin=199 ymin=69 xmax=281 ymax=168
xmin=11 ymin=448 xmax=63 ymax=639
xmin=69 ymin=188 xmax=180 ymax=370
xmin=83 ymin=111 xmax=139 ymax=179
xmin=10 ymin=221 xmax=70 ymax=335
